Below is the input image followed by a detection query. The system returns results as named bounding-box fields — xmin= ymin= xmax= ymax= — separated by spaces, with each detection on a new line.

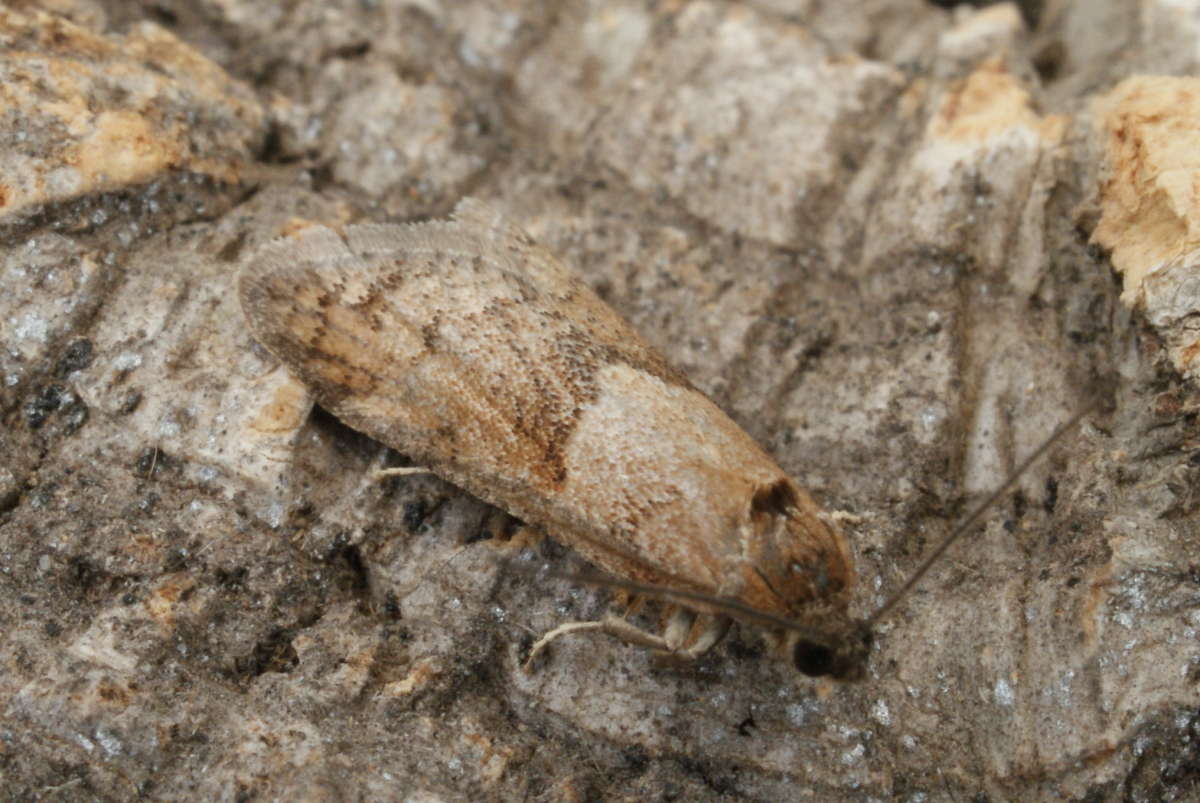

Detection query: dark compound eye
xmin=793 ymin=639 xmax=836 ymax=677
xmin=793 ymin=627 xmax=873 ymax=679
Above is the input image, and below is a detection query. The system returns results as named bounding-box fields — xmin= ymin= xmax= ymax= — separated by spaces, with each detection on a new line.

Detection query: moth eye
xmin=793 ymin=639 xmax=835 ymax=677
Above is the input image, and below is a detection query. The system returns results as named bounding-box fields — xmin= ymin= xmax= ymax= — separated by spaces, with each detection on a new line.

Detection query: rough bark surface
xmin=2 ymin=1 xmax=1199 ymax=800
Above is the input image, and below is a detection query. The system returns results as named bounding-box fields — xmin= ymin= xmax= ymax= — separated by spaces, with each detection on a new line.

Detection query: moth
xmin=238 ymin=198 xmax=1086 ymax=679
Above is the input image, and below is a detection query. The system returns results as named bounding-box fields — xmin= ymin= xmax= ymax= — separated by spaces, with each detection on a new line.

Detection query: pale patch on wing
xmin=557 ymin=362 xmax=789 ymax=594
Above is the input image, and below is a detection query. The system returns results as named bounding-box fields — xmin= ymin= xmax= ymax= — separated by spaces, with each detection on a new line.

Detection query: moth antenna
xmin=865 ymin=401 xmax=1101 ymax=628
xmin=507 ymin=559 xmax=844 ymax=648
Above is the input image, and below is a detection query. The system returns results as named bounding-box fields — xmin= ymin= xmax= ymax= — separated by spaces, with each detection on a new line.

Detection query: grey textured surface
xmin=2 ymin=1 xmax=1199 ymax=800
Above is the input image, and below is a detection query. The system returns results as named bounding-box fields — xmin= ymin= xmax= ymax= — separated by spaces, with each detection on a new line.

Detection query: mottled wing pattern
xmin=238 ymin=200 xmax=844 ymax=608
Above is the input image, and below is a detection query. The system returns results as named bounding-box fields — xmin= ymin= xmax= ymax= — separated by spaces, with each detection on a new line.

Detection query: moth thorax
xmin=748 ymin=481 xmax=854 ymax=611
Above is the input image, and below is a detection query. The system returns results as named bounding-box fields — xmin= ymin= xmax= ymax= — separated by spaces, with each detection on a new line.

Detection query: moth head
xmin=787 ymin=618 xmax=873 ymax=680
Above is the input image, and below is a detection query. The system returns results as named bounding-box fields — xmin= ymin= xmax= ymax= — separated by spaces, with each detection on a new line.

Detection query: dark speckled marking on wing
xmin=238 ymin=202 xmax=690 ymax=493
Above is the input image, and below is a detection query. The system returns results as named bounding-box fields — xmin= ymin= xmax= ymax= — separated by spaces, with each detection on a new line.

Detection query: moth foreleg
xmin=661 ymin=608 xmax=731 ymax=657
xmin=662 ymin=607 xmax=697 ymax=650
xmin=679 ymin=614 xmax=731 ymax=659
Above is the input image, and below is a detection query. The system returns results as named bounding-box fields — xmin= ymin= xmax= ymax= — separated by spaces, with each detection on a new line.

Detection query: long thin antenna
xmin=865 ymin=402 xmax=1098 ymax=627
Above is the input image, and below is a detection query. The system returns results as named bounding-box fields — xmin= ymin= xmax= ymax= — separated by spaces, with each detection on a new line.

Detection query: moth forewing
xmin=238 ymin=198 xmax=866 ymax=678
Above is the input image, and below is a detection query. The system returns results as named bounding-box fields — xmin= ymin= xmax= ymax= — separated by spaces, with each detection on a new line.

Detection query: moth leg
xmin=825 ymin=509 xmax=863 ymax=526
xmin=662 ymin=607 xmax=697 ymax=651
xmin=525 ymin=616 xmax=674 ymax=669
xmin=525 ymin=611 xmax=733 ymax=669
xmin=655 ymin=611 xmax=732 ymax=663
xmin=374 ymin=466 xmax=431 ymax=480
xmin=679 ymin=615 xmax=732 ymax=660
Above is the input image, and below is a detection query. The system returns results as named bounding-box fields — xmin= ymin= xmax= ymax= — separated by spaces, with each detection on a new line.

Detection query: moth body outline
xmin=238 ymin=199 xmax=892 ymax=679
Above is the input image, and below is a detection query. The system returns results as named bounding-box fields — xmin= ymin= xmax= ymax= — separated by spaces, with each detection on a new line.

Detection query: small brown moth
xmin=238 ymin=199 xmax=1088 ymax=680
